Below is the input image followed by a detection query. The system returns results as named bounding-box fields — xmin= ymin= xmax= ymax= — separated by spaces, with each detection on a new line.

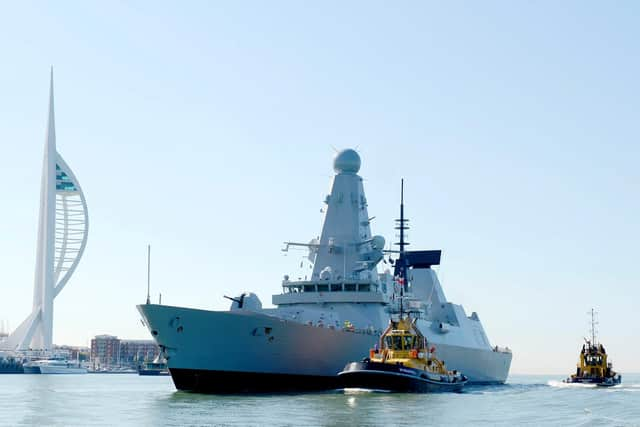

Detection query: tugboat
xmin=563 ymin=309 xmax=621 ymax=387
xmin=338 ymin=181 xmax=467 ymax=393
xmin=338 ymin=314 xmax=468 ymax=392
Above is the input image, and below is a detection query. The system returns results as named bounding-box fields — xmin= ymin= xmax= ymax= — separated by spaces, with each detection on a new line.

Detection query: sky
xmin=0 ymin=1 xmax=638 ymax=375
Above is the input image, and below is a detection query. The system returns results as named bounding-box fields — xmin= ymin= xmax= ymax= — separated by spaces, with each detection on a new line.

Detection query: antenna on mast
xmin=394 ymin=179 xmax=410 ymax=317
xmin=589 ymin=308 xmax=598 ymax=345
xmin=146 ymin=244 xmax=151 ymax=305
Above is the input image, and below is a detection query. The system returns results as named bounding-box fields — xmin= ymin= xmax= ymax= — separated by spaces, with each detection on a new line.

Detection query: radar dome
xmin=333 ymin=149 xmax=361 ymax=174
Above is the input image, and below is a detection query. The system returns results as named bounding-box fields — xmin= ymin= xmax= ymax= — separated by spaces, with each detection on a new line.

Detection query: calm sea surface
xmin=1 ymin=373 xmax=639 ymax=426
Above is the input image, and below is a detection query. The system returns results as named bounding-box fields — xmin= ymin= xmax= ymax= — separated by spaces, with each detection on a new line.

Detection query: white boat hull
xmin=23 ymin=360 xmax=87 ymax=374
xmin=38 ymin=365 xmax=87 ymax=374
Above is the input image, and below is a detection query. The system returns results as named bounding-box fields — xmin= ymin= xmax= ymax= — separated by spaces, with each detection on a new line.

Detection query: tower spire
xmin=1 ymin=70 xmax=89 ymax=352
xmin=48 ymin=67 xmax=55 ymax=142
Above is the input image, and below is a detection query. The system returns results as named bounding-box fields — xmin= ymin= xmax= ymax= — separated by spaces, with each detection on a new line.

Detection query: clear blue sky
xmin=1 ymin=1 xmax=638 ymax=374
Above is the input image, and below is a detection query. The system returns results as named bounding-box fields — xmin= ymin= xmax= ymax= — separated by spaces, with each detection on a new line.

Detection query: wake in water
xmin=548 ymin=379 xmax=640 ymax=392
xmin=547 ymin=380 xmax=597 ymax=388
xmin=342 ymin=388 xmax=391 ymax=394
xmin=464 ymin=382 xmax=547 ymax=395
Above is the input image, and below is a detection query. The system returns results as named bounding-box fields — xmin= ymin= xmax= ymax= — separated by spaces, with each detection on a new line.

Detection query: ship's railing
xmin=280 ymin=279 xmax=380 ymax=294
xmin=274 ymin=279 xmax=388 ymax=305
xmin=273 ymin=290 xmax=387 ymax=305
xmin=493 ymin=346 xmax=512 ymax=354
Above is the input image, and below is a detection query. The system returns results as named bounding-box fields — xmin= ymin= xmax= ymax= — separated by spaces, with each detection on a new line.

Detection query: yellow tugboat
xmin=564 ymin=309 xmax=621 ymax=387
xmin=338 ymin=314 xmax=467 ymax=392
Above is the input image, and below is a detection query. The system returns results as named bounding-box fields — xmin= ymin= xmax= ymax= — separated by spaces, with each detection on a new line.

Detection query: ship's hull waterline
xmin=138 ymin=304 xmax=511 ymax=393
xmin=338 ymin=362 xmax=466 ymax=393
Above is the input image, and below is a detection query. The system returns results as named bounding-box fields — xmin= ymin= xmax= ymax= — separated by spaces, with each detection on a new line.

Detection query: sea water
xmin=1 ymin=374 xmax=638 ymax=426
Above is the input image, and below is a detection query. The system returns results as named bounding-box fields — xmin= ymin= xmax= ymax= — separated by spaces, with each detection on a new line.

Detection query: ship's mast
xmin=394 ymin=179 xmax=410 ymax=316
xmin=146 ymin=245 xmax=151 ymax=305
xmin=398 ymin=179 xmax=407 ymax=255
xmin=589 ymin=308 xmax=598 ymax=345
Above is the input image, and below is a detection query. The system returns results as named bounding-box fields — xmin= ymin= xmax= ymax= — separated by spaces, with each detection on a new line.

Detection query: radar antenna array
xmin=392 ymin=180 xmax=411 ymax=316
xmin=588 ymin=308 xmax=599 ymax=345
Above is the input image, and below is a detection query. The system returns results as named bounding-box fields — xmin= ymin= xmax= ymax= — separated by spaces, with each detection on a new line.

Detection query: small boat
xmin=23 ymin=357 xmax=87 ymax=374
xmin=139 ymin=356 xmax=170 ymax=376
xmin=563 ymin=309 xmax=621 ymax=387
xmin=338 ymin=315 xmax=467 ymax=392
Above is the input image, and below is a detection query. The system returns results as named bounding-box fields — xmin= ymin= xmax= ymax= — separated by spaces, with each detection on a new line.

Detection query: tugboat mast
xmin=589 ymin=308 xmax=598 ymax=345
xmin=394 ymin=179 xmax=410 ymax=316
xmin=398 ymin=179 xmax=408 ymax=255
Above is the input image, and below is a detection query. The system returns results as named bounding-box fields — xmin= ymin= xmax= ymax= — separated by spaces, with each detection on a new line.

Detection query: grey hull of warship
xmin=138 ymin=149 xmax=512 ymax=393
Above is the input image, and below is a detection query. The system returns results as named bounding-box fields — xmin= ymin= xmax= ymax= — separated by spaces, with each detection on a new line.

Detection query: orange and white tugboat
xmin=563 ymin=309 xmax=621 ymax=387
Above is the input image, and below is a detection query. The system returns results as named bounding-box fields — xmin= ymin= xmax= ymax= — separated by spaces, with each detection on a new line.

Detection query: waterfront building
xmin=90 ymin=335 xmax=159 ymax=368
xmin=0 ymin=70 xmax=88 ymax=352
xmin=90 ymin=335 xmax=120 ymax=368
xmin=119 ymin=339 xmax=160 ymax=366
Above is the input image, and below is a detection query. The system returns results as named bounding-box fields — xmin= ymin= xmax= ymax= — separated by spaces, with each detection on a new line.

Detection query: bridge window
xmin=393 ymin=336 xmax=403 ymax=350
xmin=403 ymin=336 xmax=417 ymax=350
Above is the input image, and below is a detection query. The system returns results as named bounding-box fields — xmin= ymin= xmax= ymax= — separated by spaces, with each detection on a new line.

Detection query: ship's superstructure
xmin=0 ymin=70 xmax=88 ymax=352
xmin=271 ymin=148 xmax=390 ymax=329
xmin=138 ymin=149 xmax=511 ymax=392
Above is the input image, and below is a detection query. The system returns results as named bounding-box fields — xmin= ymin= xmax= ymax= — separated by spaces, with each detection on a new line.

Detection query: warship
xmin=138 ymin=149 xmax=512 ymax=393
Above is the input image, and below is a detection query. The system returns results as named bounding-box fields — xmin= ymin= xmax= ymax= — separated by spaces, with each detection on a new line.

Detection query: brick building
xmin=90 ymin=335 xmax=120 ymax=368
xmin=90 ymin=335 xmax=159 ymax=368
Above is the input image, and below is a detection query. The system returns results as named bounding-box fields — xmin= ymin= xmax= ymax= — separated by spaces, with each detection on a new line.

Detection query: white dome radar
xmin=333 ymin=149 xmax=361 ymax=174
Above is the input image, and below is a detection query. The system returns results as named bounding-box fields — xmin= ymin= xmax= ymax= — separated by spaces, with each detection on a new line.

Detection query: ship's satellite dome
xmin=333 ymin=149 xmax=361 ymax=174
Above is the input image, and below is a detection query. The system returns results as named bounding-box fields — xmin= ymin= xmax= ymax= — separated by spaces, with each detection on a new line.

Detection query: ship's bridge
xmin=273 ymin=278 xmax=388 ymax=305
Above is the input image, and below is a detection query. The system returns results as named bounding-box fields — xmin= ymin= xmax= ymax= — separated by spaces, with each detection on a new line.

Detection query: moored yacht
xmin=23 ymin=357 xmax=87 ymax=374
xmin=138 ymin=149 xmax=512 ymax=393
